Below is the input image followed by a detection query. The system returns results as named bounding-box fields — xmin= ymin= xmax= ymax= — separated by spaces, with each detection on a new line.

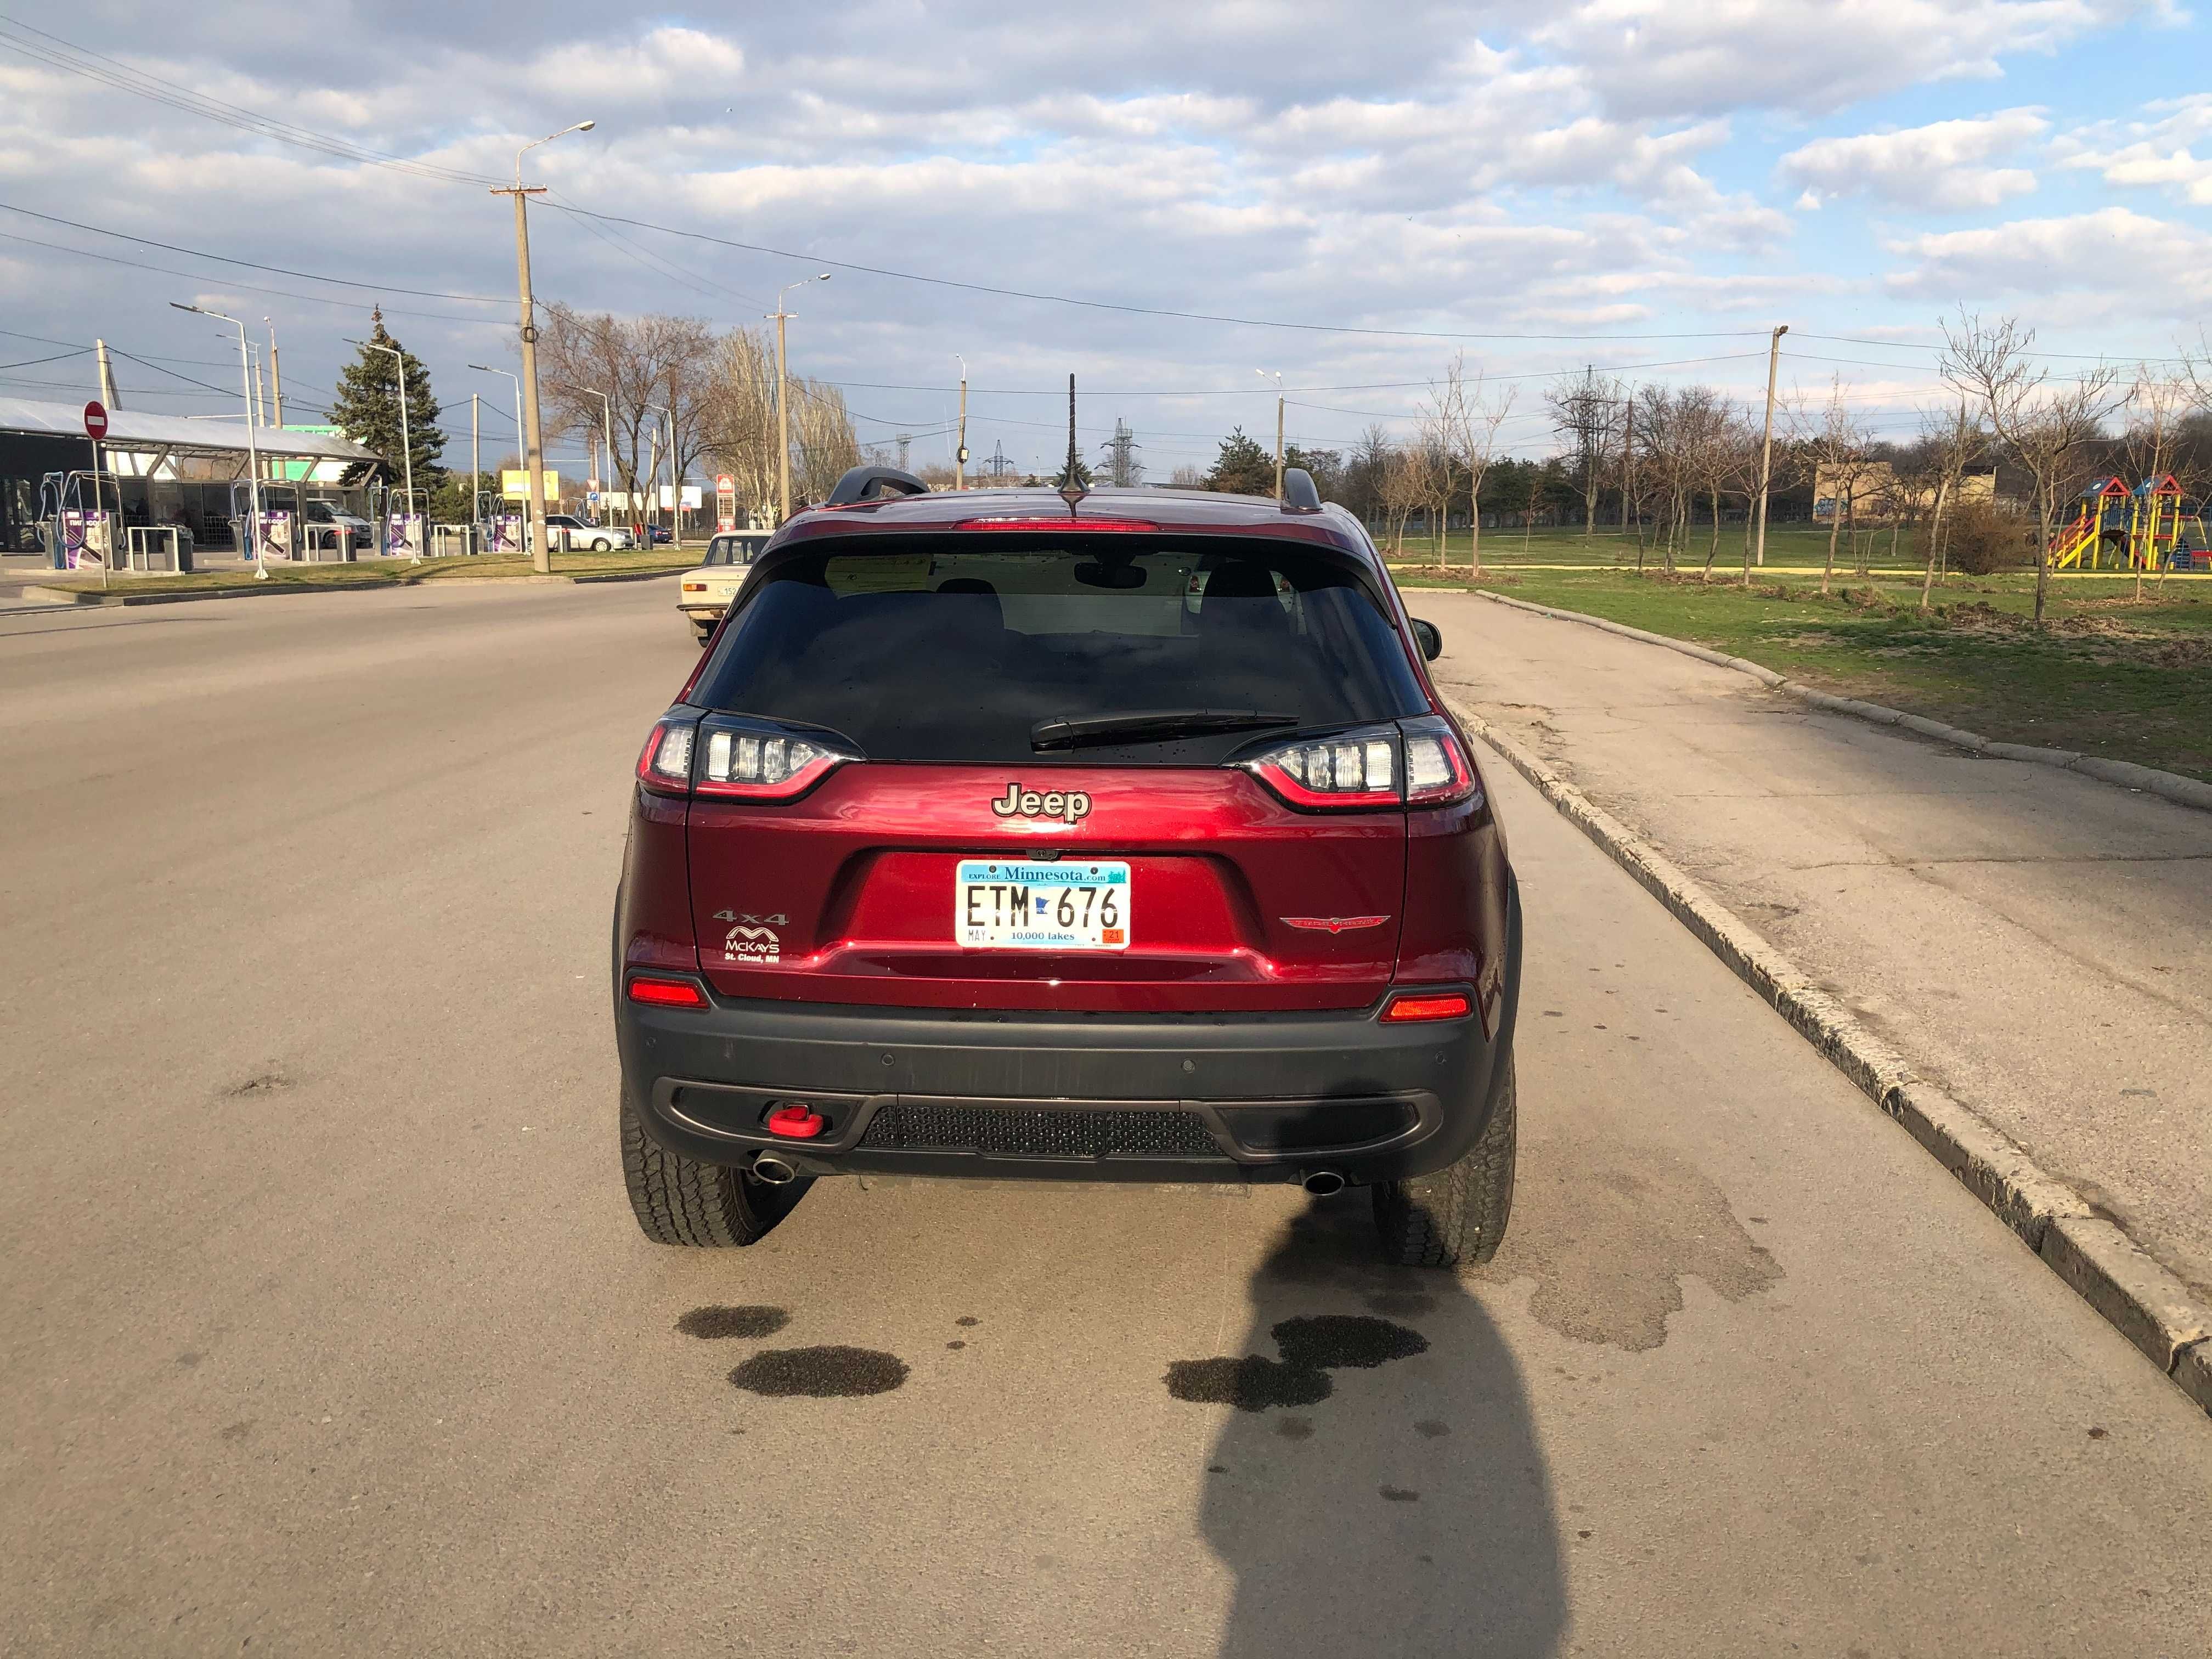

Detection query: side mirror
xmin=1411 ymin=617 xmax=1443 ymax=662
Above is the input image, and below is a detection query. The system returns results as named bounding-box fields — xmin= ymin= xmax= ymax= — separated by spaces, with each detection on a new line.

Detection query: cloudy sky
xmin=1 ymin=1 xmax=2207 ymax=478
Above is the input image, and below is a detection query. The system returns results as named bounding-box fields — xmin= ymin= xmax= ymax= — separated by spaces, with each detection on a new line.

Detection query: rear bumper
xmin=614 ymin=877 xmax=1520 ymax=1186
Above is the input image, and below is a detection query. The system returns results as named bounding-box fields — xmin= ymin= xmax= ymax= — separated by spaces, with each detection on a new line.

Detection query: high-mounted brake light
xmin=1379 ymin=990 xmax=1474 ymax=1024
xmin=627 ymin=974 xmax=709 ymax=1009
xmin=952 ymin=517 xmax=1158 ymax=532
xmin=1240 ymin=725 xmax=1400 ymax=810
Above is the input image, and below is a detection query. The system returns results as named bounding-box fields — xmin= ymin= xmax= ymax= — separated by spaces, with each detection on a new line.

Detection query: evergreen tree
xmin=1206 ymin=426 xmax=1274 ymax=494
xmin=1052 ymin=453 xmax=1094 ymax=490
xmin=329 ymin=307 xmax=446 ymax=490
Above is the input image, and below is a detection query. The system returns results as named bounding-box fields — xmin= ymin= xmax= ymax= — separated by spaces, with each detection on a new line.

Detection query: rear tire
xmin=1372 ymin=1051 xmax=1515 ymax=1267
xmin=620 ymin=1095 xmax=812 ymax=1246
xmin=692 ymin=619 xmax=715 ymax=646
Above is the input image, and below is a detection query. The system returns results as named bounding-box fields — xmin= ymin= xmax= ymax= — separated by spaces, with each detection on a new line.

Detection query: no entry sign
xmin=83 ymin=400 xmax=108 ymax=441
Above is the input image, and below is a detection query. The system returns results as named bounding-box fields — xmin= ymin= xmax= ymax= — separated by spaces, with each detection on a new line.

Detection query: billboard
xmin=500 ymin=469 xmax=560 ymax=500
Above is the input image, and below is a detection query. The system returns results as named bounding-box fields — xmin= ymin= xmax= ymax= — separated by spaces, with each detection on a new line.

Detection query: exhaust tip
xmin=1301 ymin=1170 xmax=1347 ymax=1197
xmin=751 ymin=1153 xmax=799 ymax=1186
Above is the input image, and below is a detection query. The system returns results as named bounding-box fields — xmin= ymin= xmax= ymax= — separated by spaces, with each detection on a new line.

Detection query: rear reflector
xmin=1379 ymin=990 xmax=1474 ymax=1023
xmin=627 ymin=975 xmax=708 ymax=1009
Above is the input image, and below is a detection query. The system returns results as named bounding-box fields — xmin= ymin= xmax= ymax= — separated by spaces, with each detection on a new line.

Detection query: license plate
xmin=956 ymin=859 xmax=1130 ymax=950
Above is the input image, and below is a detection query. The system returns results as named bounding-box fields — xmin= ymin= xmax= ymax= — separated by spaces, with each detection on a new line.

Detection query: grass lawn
xmin=1425 ymin=564 xmax=2212 ymax=784
xmin=32 ymin=546 xmax=695 ymax=596
xmin=1379 ymin=522 xmax=1933 ymax=573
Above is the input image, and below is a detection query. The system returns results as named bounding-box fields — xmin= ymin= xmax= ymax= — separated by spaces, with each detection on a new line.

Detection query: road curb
xmin=1444 ymin=692 xmax=2212 ymax=1419
xmin=1472 ymin=588 xmax=2212 ymax=815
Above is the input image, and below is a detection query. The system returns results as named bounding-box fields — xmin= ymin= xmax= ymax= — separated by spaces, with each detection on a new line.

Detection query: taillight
xmin=1240 ymin=725 xmax=1400 ymax=810
xmin=1400 ymin=715 xmax=1482 ymax=809
xmin=634 ymin=714 xmax=855 ymax=802
xmin=636 ymin=719 xmax=696 ymax=796
xmin=1379 ymin=989 xmax=1474 ymax=1023
xmin=694 ymin=723 xmax=854 ymax=800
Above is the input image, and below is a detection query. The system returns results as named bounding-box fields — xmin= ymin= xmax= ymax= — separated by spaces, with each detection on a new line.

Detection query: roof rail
xmin=826 ymin=465 xmax=929 ymax=507
xmin=1281 ymin=467 xmax=1322 ymax=511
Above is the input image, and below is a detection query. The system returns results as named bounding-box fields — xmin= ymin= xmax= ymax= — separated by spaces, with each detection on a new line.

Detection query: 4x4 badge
xmin=991 ymin=783 xmax=1091 ymax=824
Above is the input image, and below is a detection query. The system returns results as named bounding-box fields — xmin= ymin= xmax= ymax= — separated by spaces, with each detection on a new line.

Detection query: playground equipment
xmin=2047 ymin=475 xmax=2205 ymax=569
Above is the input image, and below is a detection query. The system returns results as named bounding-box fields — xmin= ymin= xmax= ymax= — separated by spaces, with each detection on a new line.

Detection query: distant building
xmin=1812 ymin=462 xmax=1995 ymax=522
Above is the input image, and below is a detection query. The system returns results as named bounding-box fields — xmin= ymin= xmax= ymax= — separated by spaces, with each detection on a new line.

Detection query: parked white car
xmin=545 ymin=514 xmax=635 ymax=551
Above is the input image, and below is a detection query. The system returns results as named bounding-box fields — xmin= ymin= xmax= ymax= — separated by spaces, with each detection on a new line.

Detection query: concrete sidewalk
xmin=1419 ymin=590 xmax=2212 ymax=1308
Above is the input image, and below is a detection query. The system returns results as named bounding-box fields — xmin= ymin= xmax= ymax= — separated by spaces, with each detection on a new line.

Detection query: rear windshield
xmin=690 ymin=535 xmax=1426 ymax=763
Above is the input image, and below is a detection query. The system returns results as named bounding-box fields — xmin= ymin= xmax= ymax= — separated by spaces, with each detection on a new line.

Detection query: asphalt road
xmin=3 ymin=581 xmax=2209 ymax=1658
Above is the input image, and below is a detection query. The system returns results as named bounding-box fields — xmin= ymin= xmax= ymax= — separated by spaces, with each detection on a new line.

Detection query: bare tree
xmin=2121 ymin=368 xmax=2192 ymax=599
xmin=1910 ymin=402 xmax=1987 ymax=609
xmin=1378 ymin=443 xmax=1424 ymax=554
xmin=1546 ymin=367 xmax=1618 ymax=538
xmin=1792 ymin=377 xmax=1878 ymax=596
xmin=1940 ymin=310 xmax=2123 ymax=624
xmin=1428 ymin=353 xmax=1517 ymax=574
xmin=538 ymin=304 xmax=716 ymax=531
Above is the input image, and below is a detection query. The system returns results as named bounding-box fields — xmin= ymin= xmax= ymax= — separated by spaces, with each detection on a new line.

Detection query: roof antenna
xmin=1059 ymin=373 xmax=1086 ymax=509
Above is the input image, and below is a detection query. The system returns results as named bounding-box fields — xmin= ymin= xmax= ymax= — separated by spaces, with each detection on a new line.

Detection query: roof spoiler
xmin=1282 ymin=468 xmax=1322 ymax=511
xmin=826 ymin=465 xmax=929 ymax=506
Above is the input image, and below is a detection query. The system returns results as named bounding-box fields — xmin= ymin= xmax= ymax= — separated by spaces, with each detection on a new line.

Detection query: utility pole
xmin=1621 ymin=395 xmax=1635 ymax=533
xmin=266 ymin=320 xmax=284 ymax=428
xmin=495 ymin=119 xmax=594 ymax=574
xmin=1753 ymin=324 xmax=1789 ymax=573
xmin=1257 ymin=369 xmax=1284 ymax=498
xmin=769 ymin=273 xmax=830 ymax=523
xmin=955 ymin=354 xmax=968 ymax=490
xmin=470 ymin=392 xmax=481 ymax=524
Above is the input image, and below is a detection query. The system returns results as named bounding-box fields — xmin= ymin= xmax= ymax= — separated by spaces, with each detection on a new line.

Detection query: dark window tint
xmin=691 ymin=536 xmax=1425 ymax=763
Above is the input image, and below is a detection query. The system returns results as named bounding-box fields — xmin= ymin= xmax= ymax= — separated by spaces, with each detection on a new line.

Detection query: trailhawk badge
xmin=991 ymin=782 xmax=1092 ymax=824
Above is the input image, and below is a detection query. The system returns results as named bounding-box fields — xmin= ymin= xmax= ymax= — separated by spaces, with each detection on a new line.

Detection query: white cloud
xmin=1884 ymin=206 xmax=2212 ymax=319
xmin=2054 ymin=94 xmax=2212 ymax=205
xmin=1778 ymin=109 xmax=2046 ymax=209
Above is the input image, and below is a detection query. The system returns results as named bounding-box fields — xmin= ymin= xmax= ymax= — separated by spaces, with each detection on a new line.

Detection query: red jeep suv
xmin=612 ymin=467 xmax=1521 ymax=1266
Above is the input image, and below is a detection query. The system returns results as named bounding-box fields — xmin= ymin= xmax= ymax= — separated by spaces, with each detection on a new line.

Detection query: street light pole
xmin=468 ymin=364 xmax=523 ymax=533
xmin=955 ymin=353 xmax=968 ymax=491
xmin=495 ymin=118 xmax=595 ymax=574
xmin=769 ymin=273 xmax=830 ymax=523
xmin=1256 ymin=369 xmax=1284 ymax=499
xmin=345 ymin=336 xmax=414 ymax=558
xmin=1752 ymin=323 xmax=1789 ymax=576
xmin=171 ymin=301 xmax=265 ymax=579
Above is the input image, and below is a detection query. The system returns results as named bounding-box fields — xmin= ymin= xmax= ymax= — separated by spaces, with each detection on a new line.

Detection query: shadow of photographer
xmin=1179 ymin=1192 xmax=1565 ymax=1658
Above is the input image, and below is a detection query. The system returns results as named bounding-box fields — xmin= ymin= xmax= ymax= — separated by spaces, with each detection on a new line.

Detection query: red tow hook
xmin=764 ymin=1103 xmax=826 ymax=1139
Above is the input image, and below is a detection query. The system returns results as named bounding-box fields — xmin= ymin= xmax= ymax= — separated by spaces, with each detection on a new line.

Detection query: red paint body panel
xmin=619 ymin=489 xmax=1513 ymax=1025
xmin=685 ymin=763 xmax=1406 ymax=1011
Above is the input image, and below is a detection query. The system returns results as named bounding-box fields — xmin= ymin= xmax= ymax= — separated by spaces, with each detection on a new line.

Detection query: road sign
xmin=715 ymin=473 xmax=734 ymax=493
xmin=83 ymin=400 xmax=108 ymax=441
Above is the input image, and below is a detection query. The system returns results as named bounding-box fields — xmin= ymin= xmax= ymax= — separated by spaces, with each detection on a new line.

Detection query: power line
xmin=0 ymin=201 xmax=507 ymax=302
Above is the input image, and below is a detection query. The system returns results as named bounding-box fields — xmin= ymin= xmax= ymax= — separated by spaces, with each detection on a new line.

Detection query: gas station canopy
xmin=0 ymin=394 xmax=377 ymax=465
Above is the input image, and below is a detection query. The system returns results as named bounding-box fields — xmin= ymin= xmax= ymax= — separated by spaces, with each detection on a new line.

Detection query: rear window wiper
xmin=1031 ymin=709 xmax=1297 ymax=751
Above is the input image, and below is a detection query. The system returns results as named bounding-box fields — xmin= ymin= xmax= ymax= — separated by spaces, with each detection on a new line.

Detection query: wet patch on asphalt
xmin=729 ymin=1346 xmax=910 ymax=1398
xmin=1476 ymin=1139 xmax=1782 ymax=1351
xmin=1167 ymin=1314 xmax=1430 ymax=1412
xmin=676 ymin=1305 xmax=790 ymax=1340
